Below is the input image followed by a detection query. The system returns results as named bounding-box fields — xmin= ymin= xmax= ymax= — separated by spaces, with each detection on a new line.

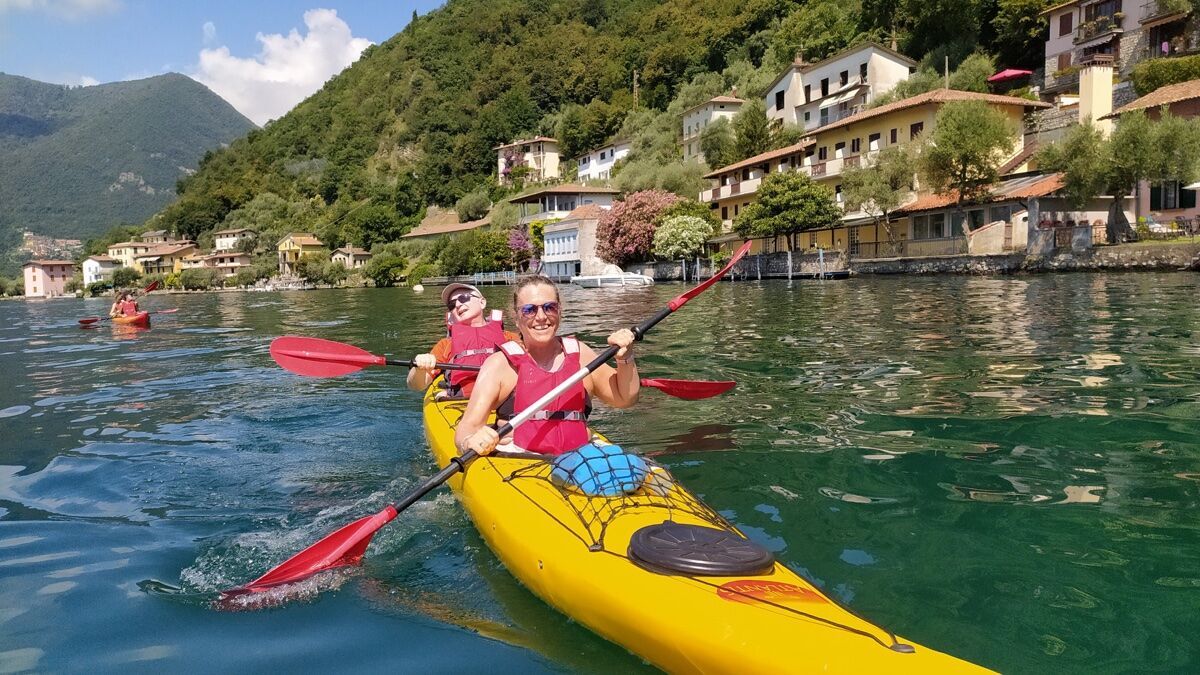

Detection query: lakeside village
xmin=17 ymin=8 xmax=1200 ymax=300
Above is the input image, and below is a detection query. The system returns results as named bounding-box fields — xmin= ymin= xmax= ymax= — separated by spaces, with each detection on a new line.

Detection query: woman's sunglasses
xmin=446 ymin=292 xmax=478 ymax=309
xmin=517 ymin=301 xmax=560 ymax=318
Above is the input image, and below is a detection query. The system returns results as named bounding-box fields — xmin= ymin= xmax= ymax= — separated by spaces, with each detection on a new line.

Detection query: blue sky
xmin=0 ymin=0 xmax=446 ymax=124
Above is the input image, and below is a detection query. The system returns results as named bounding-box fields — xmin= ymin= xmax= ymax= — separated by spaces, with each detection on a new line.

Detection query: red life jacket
xmin=500 ymin=337 xmax=590 ymax=455
xmin=119 ymin=301 xmax=139 ymax=316
xmin=446 ymin=311 xmax=506 ymax=393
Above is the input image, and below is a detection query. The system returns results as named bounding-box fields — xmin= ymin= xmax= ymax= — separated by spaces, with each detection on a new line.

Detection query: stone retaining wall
xmin=628 ymin=242 xmax=1200 ymax=281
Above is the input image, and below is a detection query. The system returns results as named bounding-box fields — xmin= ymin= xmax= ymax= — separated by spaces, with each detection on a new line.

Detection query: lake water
xmin=1 ymin=274 xmax=1198 ymax=673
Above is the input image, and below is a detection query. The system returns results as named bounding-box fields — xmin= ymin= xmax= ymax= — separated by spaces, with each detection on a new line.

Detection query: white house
xmin=496 ymin=137 xmax=561 ymax=185
xmin=542 ymin=204 xmax=607 ymax=280
xmin=509 ymin=184 xmax=620 ymax=225
xmin=576 ymin=139 xmax=631 ymax=182
xmin=681 ymin=95 xmax=743 ymax=163
xmin=765 ymin=41 xmax=916 ymax=130
xmin=82 ymin=255 xmax=120 ymax=284
xmin=213 ymin=228 xmax=255 ymax=252
xmin=331 ymin=247 xmax=372 ymax=269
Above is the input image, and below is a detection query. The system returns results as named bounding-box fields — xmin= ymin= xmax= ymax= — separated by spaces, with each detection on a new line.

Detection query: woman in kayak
xmin=455 ymin=275 xmax=639 ymax=457
xmin=108 ymin=290 xmax=139 ymax=318
xmin=407 ymin=282 xmax=520 ymax=398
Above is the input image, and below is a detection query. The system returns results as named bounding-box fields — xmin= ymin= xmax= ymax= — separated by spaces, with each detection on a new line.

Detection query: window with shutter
xmin=1059 ymin=13 xmax=1072 ymax=37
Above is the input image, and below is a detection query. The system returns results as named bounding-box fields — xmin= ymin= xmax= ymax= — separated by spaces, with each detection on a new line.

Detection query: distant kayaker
xmin=455 ymin=275 xmax=639 ymax=457
xmin=407 ymin=283 xmax=519 ymax=398
xmin=108 ymin=290 xmax=139 ymax=318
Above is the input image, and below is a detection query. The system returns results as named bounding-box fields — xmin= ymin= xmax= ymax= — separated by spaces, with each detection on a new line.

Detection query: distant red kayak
xmin=111 ymin=311 xmax=150 ymax=327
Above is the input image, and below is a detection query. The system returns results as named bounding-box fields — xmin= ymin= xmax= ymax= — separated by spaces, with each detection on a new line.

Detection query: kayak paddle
xmin=78 ymin=279 xmax=163 ymax=325
xmin=79 ymin=308 xmax=178 ymax=326
xmin=269 ymin=335 xmax=480 ymax=377
xmin=221 ymin=240 xmax=751 ymax=598
xmin=270 ymin=335 xmax=736 ymax=399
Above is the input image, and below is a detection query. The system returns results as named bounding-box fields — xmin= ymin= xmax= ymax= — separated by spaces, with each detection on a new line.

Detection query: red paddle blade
xmin=270 ymin=336 xmax=385 ymax=377
xmin=78 ymin=317 xmax=101 ymax=325
xmin=668 ymin=240 xmax=751 ymax=311
xmin=154 ymin=308 xmax=179 ymax=315
xmin=142 ymin=279 xmax=161 ymax=294
xmin=640 ymin=378 xmax=736 ymax=400
xmin=222 ymin=506 xmax=398 ymax=597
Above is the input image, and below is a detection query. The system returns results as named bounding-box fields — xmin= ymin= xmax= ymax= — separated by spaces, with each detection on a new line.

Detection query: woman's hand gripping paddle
xmin=221 ymin=241 xmax=751 ymax=598
xmin=270 ymin=335 xmax=736 ymax=398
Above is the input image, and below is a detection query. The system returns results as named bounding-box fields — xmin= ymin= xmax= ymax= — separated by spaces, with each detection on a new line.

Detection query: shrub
xmin=180 ymin=267 xmax=220 ymax=290
xmin=596 ymin=190 xmax=682 ymax=265
xmin=1132 ymin=54 xmax=1200 ymax=96
xmin=364 ymin=253 xmax=408 ymax=287
xmin=653 ymin=216 xmax=714 ymax=259
xmin=111 ymin=266 xmax=142 ymax=288
xmin=455 ymin=188 xmax=491 ymax=222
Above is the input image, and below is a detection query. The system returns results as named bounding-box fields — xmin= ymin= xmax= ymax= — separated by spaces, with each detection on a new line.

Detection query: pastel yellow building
xmin=701 ymin=89 xmax=1051 ymax=255
xmin=136 ymin=242 xmax=197 ymax=275
xmin=107 ymin=241 xmax=154 ymax=269
xmin=277 ymin=233 xmax=324 ymax=276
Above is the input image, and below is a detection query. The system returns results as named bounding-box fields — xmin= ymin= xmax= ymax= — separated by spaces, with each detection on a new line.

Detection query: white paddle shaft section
xmin=505 ymin=364 xmax=595 ymax=431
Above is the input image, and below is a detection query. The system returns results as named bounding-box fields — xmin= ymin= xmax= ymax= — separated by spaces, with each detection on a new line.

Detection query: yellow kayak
xmin=422 ymin=384 xmax=989 ymax=673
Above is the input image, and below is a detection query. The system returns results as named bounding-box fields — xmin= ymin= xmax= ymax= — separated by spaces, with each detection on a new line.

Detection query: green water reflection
xmin=0 ymin=273 xmax=1198 ymax=672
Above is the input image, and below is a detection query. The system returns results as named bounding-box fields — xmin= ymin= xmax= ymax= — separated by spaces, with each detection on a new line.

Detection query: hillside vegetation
xmin=112 ymin=0 xmax=1050 ymax=253
xmin=0 ymin=72 xmax=254 ymax=251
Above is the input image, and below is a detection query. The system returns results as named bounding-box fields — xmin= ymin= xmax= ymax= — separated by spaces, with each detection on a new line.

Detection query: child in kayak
xmin=454 ymin=275 xmax=639 ymax=457
xmin=407 ymin=283 xmax=519 ymax=398
xmin=108 ymin=290 xmax=139 ymax=318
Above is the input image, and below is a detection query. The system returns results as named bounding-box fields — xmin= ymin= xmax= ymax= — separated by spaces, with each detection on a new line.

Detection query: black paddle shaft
xmin=390 ymin=313 xmax=666 ymax=515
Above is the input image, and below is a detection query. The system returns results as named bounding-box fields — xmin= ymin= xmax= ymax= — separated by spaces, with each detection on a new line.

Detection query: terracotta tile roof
xmin=681 ymin=94 xmax=745 ymax=116
xmin=403 ymin=216 xmax=490 ymax=238
xmin=213 ymin=227 xmax=255 ymax=235
xmin=809 ymin=88 xmax=1050 ymax=136
xmin=508 ymin=183 xmax=620 ymax=202
xmin=107 ymin=241 xmax=151 ymax=248
xmin=86 ymin=255 xmax=116 ymax=262
xmin=999 ymin=140 xmax=1040 ymax=176
xmin=494 ymin=136 xmax=558 ymax=150
xmin=703 ymin=139 xmax=815 ymax=178
xmin=894 ymin=172 xmax=1064 ymax=214
xmin=1040 ymin=0 xmax=1079 ymax=16
xmin=140 ymin=243 xmax=196 ymax=257
xmin=1105 ymin=78 xmax=1200 ymax=118
xmin=800 ymin=41 xmax=917 ymax=73
xmin=332 ymin=247 xmax=371 ymax=256
xmin=142 ymin=229 xmax=167 ymax=237
xmin=24 ymin=259 xmax=75 ymax=266
xmin=562 ymin=204 xmax=606 ymax=220
xmin=277 ymin=232 xmax=323 ymax=247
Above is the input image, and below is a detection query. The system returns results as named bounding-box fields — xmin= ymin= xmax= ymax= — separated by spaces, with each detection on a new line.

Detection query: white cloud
xmin=190 ymin=9 xmax=372 ymax=126
xmin=0 ymin=0 xmax=120 ymax=19
xmin=202 ymin=21 xmax=216 ymax=45
xmin=77 ymin=75 xmax=99 ymax=86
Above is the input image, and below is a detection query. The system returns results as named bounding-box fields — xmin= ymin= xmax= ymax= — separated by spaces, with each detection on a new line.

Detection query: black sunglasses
xmin=446 ymin=292 xmax=478 ymax=309
xmin=517 ymin=301 xmax=560 ymax=318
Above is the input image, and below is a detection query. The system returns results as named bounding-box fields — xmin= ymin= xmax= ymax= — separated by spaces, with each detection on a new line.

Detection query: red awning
xmin=988 ymin=69 xmax=1034 ymax=83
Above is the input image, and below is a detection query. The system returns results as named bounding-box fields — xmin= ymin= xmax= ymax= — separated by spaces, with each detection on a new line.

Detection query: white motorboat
xmin=570 ymin=264 xmax=655 ymax=288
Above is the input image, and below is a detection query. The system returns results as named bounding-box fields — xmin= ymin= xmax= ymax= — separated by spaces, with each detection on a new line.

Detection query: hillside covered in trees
xmin=0 ymin=73 xmax=255 ymax=250
xmin=128 ymin=0 xmax=1052 ymax=254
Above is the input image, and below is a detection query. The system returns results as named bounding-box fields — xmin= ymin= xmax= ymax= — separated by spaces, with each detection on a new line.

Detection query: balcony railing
xmin=844 ymin=155 xmax=861 ymax=169
xmin=811 ymin=162 xmax=827 ymax=177
xmin=1141 ymin=0 xmax=1190 ymax=24
xmin=852 ymin=237 xmax=968 ymax=259
xmin=1074 ymin=15 xmax=1123 ymax=44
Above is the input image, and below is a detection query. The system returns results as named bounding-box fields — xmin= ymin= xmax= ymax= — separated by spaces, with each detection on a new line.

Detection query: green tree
xmin=363 ymin=253 xmax=408 ymax=287
xmin=770 ymin=0 xmax=865 ymax=67
xmin=438 ymin=229 xmax=512 ymax=274
xmin=733 ymin=98 xmax=771 ymax=161
xmin=919 ymin=100 xmax=1016 ymax=207
xmin=842 ymin=143 xmax=917 ymax=248
xmin=991 ymin=0 xmax=1051 ymax=71
xmin=948 ymin=53 xmax=996 ymax=93
xmin=658 ymin=199 xmax=722 ymax=232
xmin=233 ymin=268 xmax=257 ymax=288
xmin=700 ymin=118 xmax=736 ymax=169
xmin=180 ymin=267 xmax=220 ymax=290
xmin=734 ymin=172 xmax=842 ymax=248
xmin=455 ymin=188 xmax=491 ymax=222
xmin=653 ymin=215 xmax=715 ymax=259
xmin=111 ymin=266 xmax=142 ymax=288
xmin=1037 ymin=121 xmax=1111 ymax=210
